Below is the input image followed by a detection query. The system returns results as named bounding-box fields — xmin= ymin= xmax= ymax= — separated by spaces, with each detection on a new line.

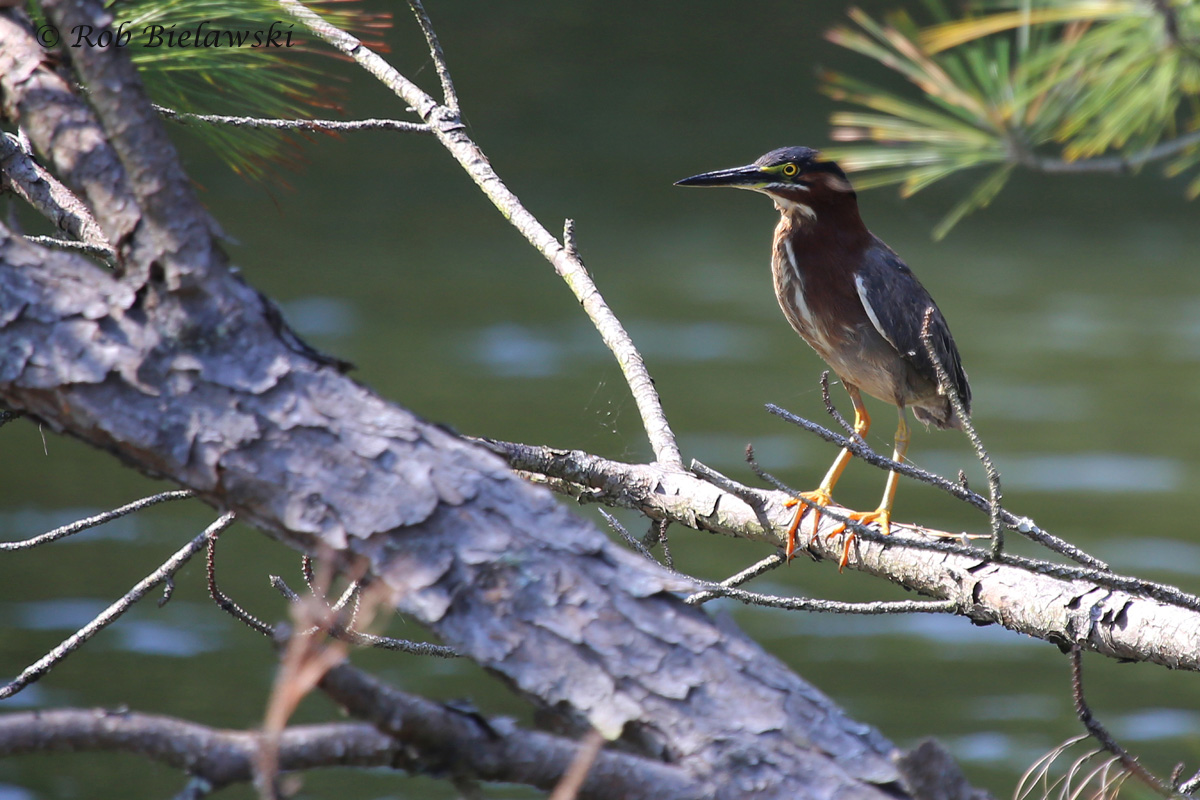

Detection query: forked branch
xmin=275 ymin=0 xmax=682 ymax=467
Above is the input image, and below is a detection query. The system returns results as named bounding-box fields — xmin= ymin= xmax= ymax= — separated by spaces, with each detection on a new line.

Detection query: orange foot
xmin=826 ymin=507 xmax=892 ymax=571
xmin=782 ymin=487 xmax=834 ymax=561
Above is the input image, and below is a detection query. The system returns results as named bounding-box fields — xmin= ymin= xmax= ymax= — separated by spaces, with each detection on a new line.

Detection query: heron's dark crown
xmin=754 ymin=146 xmax=848 ymax=181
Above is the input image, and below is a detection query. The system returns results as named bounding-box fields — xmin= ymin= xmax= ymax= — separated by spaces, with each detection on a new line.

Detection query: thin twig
xmin=745 ymin=441 xmax=1200 ymax=613
xmin=207 ymin=523 xmax=274 ymax=636
xmin=329 ymin=580 xmax=361 ymax=616
xmin=301 ymin=554 xmax=316 ymax=593
xmin=0 ymin=513 xmax=232 ymax=699
xmin=649 ymin=519 xmax=674 ymax=569
xmin=1070 ymin=646 xmax=1178 ymax=798
xmin=298 ymin=555 xmax=362 ymax=623
xmin=691 ymin=458 xmax=768 ymax=507
xmin=744 ymin=443 xmax=800 ymax=496
xmin=1179 ymin=768 xmax=1200 ymax=795
xmin=819 ymin=371 xmax=857 ymax=439
xmin=275 ymin=0 xmax=683 ymax=468
xmin=693 ymin=582 xmax=958 ymax=614
xmin=153 ymin=105 xmax=431 ymax=134
xmin=407 ymin=0 xmax=460 ymax=117
xmin=685 ymin=554 xmax=785 ymax=605
xmin=1 ymin=489 xmax=194 ymax=551
xmin=598 ymin=509 xmax=657 ymax=563
xmin=0 ymin=132 xmax=112 ymax=257
xmin=919 ymin=307 xmax=1004 ymax=558
xmin=268 ymin=576 xmax=459 ymax=658
xmin=21 ymin=235 xmax=116 ymax=260
xmin=743 ymin=444 xmax=903 ymax=553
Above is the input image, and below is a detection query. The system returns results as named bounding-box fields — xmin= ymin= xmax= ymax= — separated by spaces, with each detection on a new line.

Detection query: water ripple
xmin=998 ymin=453 xmax=1183 ymax=493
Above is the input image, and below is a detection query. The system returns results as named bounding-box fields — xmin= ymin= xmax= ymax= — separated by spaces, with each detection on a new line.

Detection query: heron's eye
xmin=781 ymin=163 xmax=798 ymax=177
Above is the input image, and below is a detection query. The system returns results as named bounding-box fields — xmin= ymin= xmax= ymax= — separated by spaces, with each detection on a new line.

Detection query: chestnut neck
xmin=773 ymin=183 xmax=870 ymax=255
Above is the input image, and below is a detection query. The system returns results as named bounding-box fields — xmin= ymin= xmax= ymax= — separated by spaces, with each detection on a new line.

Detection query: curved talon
xmin=826 ymin=507 xmax=892 ymax=571
xmin=783 ymin=488 xmax=834 ymax=561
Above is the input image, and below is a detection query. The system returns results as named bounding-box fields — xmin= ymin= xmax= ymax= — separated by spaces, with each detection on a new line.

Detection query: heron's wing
xmin=853 ymin=242 xmax=971 ymax=413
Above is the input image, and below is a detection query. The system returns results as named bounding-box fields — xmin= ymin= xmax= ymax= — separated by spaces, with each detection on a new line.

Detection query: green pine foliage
xmin=822 ymin=0 xmax=1200 ymax=238
xmin=52 ymin=0 xmax=389 ymax=182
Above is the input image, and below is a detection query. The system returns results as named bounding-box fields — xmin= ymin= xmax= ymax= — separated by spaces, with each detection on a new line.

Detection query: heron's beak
xmin=674 ymin=163 xmax=766 ymax=189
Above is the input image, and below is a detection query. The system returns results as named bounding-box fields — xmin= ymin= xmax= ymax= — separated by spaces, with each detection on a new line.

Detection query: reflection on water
xmin=972 ymin=694 xmax=1063 ymax=722
xmin=946 ymin=731 xmax=1021 ymax=764
xmin=467 ymin=322 xmax=573 ymax=377
xmin=112 ymin=619 xmax=220 ymax=658
xmin=10 ymin=601 xmax=222 ymax=657
xmin=998 ymin=453 xmax=1183 ymax=493
xmin=679 ymin=432 xmax=811 ymax=471
xmin=0 ymin=510 xmax=140 ymax=543
xmin=278 ymin=296 xmax=359 ymax=339
xmin=1096 ymin=538 xmax=1200 ymax=576
xmin=466 ymin=319 xmax=765 ymax=378
xmin=919 ymin=451 xmax=1184 ymax=493
xmin=975 ymin=381 xmax=1094 ymax=422
xmin=11 ymin=600 xmax=108 ymax=631
xmin=1115 ymin=708 xmax=1200 ymax=741
xmin=0 ymin=783 xmax=36 ymax=800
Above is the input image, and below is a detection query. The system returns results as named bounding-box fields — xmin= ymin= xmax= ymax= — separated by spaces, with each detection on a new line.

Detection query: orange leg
xmin=783 ymin=385 xmax=869 ymax=560
xmin=823 ymin=408 xmax=910 ymax=569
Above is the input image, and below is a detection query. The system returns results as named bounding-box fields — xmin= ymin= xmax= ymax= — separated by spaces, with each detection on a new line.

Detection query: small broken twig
xmin=1070 ymin=646 xmax=1177 ymax=798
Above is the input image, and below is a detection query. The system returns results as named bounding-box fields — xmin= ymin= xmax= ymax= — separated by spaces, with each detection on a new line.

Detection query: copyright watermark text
xmin=36 ymin=21 xmax=297 ymax=49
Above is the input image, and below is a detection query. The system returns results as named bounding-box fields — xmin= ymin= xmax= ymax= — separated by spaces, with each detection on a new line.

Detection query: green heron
xmin=676 ymin=146 xmax=970 ymax=567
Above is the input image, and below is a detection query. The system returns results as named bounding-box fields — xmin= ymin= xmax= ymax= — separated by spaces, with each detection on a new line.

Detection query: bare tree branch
xmin=40 ymin=0 xmax=224 ymax=286
xmin=0 ymin=710 xmax=402 ymax=790
xmin=684 ymin=553 xmax=784 ymax=605
xmin=154 ymin=105 xmax=432 ymax=134
xmin=1068 ymin=647 xmax=1180 ymax=798
xmin=0 ymin=513 xmax=233 ymax=700
xmin=274 ymin=0 xmax=682 ymax=467
xmin=1016 ymin=129 xmax=1200 ymax=175
xmin=0 ymin=203 xmax=933 ymax=794
xmin=0 ymin=489 xmax=192 ymax=551
xmin=0 ymin=9 xmax=141 ymax=262
xmin=318 ymin=662 xmax=702 ymax=800
xmin=485 ymin=438 xmax=1200 ymax=671
xmin=407 ymin=0 xmax=459 ymax=117
xmin=0 ymin=687 xmax=693 ymax=800
xmin=0 ymin=133 xmax=111 ymax=256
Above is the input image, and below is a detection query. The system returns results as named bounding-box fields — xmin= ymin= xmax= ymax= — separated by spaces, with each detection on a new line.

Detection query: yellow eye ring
xmin=781 ymin=163 xmax=798 ymax=177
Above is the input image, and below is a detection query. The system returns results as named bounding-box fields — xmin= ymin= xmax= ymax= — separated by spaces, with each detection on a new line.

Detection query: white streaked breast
xmin=782 ymin=238 xmax=831 ymax=354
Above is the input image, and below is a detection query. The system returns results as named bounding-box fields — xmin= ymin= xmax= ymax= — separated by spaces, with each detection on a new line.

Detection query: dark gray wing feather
xmin=854 ymin=242 xmax=971 ymax=414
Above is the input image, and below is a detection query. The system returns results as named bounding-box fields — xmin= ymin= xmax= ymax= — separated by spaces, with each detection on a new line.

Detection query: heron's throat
xmin=773 ymin=195 xmax=816 ymax=223
xmin=774 ymin=189 xmax=868 ymax=241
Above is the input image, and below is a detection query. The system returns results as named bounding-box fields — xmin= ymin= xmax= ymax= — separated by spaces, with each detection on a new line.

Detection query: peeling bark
xmin=490 ymin=441 xmax=1200 ymax=672
xmin=0 ymin=223 xmax=921 ymax=798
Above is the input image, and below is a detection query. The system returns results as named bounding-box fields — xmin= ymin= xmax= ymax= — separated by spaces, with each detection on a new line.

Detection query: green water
xmin=3 ymin=1 xmax=1200 ymax=797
